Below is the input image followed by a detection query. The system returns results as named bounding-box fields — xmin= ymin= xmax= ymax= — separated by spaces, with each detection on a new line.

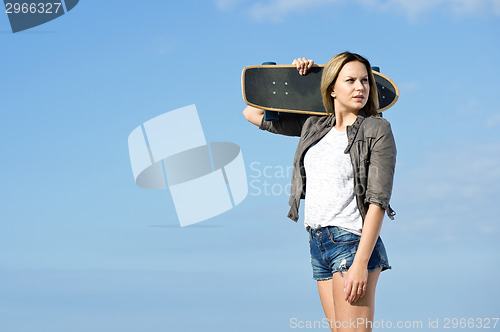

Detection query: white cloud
xmin=486 ymin=113 xmax=500 ymax=128
xmin=215 ymin=0 xmax=500 ymax=21
xmin=247 ymin=0 xmax=342 ymax=22
xmin=448 ymin=0 xmax=500 ymax=16
xmin=361 ymin=0 xmax=437 ymax=19
xmin=215 ymin=0 xmax=244 ymax=11
xmin=390 ymin=141 xmax=500 ymax=242
xmin=404 ymin=143 xmax=500 ymax=201
xmin=399 ymin=81 xmax=420 ymax=93
xmin=385 ymin=0 xmax=500 ymax=19
xmin=151 ymin=35 xmax=173 ymax=55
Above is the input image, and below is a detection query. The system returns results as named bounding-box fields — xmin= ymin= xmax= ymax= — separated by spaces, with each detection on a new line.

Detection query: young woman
xmin=243 ymin=52 xmax=396 ymax=332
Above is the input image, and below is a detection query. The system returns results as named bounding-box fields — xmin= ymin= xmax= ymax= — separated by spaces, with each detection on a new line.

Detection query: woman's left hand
xmin=343 ymin=262 xmax=368 ymax=304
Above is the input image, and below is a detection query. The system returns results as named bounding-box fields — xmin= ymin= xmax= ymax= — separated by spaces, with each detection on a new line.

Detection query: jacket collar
xmin=344 ymin=110 xmax=369 ymax=153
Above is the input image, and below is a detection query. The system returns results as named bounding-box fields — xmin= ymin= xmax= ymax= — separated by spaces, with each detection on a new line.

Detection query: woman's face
xmin=331 ymin=61 xmax=370 ymax=113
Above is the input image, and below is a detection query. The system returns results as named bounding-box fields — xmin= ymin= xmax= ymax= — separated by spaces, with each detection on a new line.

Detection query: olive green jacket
xmin=259 ymin=111 xmax=396 ymax=222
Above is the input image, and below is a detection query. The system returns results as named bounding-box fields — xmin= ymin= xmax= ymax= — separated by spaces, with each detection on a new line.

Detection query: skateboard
xmin=242 ymin=64 xmax=399 ymax=119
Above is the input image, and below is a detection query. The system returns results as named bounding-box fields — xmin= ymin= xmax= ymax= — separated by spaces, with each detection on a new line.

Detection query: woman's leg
xmin=317 ymin=279 xmax=337 ymax=332
xmin=331 ymin=269 xmax=381 ymax=332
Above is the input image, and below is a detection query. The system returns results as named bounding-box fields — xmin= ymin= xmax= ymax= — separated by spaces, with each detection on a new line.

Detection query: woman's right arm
xmin=242 ymin=106 xmax=264 ymax=127
xmin=242 ymin=105 xmax=310 ymax=137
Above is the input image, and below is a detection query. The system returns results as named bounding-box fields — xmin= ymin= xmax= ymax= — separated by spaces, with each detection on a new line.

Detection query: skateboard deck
xmin=242 ymin=65 xmax=399 ymax=115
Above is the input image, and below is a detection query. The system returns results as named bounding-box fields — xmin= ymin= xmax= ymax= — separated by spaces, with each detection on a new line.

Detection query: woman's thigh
xmin=331 ymin=269 xmax=381 ymax=332
xmin=317 ymin=279 xmax=336 ymax=331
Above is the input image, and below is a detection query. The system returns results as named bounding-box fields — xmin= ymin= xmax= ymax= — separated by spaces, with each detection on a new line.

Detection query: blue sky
xmin=1 ymin=1 xmax=499 ymax=331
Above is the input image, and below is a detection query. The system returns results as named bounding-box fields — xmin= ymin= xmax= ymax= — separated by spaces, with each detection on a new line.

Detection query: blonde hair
xmin=320 ymin=52 xmax=379 ymax=116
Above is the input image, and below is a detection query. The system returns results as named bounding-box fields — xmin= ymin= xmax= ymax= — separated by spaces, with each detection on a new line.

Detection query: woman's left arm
xmin=344 ymin=119 xmax=397 ymax=303
xmin=343 ymin=204 xmax=384 ymax=304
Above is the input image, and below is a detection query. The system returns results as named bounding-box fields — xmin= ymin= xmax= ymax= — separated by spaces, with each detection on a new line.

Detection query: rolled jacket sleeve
xmin=259 ymin=113 xmax=309 ymax=137
xmin=364 ymin=120 xmax=397 ymax=215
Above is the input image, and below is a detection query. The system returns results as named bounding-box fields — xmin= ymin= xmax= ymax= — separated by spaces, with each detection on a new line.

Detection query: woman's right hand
xmin=292 ymin=58 xmax=314 ymax=75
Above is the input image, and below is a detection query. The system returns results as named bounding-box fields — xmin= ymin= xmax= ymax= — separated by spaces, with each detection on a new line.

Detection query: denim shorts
xmin=307 ymin=226 xmax=391 ymax=281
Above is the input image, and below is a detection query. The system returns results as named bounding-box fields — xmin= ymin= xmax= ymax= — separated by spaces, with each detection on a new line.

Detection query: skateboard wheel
xmin=264 ymin=110 xmax=279 ymax=121
xmin=262 ymin=62 xmax=277 ymax=65
xmin=371 ymin=66 xmax=380 ymax=73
